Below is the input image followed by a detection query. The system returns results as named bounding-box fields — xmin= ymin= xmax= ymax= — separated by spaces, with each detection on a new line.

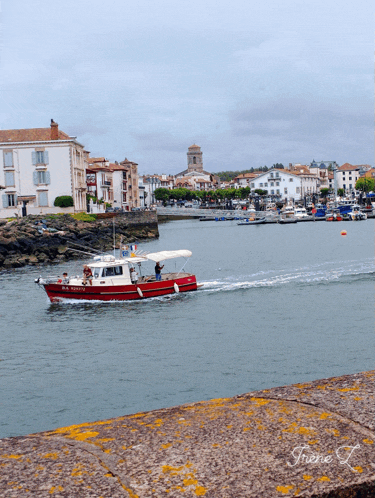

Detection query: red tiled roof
xmin=338 ymin=163 xmax=359 ymax=171
xmin=0 ymin=127 xmax=71 ymax=143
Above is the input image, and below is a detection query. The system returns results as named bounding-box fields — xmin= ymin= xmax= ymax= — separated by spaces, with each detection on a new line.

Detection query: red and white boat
xmin=36 ymin=250 xmax=201 ymax=302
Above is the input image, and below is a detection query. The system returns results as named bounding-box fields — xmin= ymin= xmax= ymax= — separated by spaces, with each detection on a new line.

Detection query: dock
xmin=1 ymin=370 xmax=374 ymax=497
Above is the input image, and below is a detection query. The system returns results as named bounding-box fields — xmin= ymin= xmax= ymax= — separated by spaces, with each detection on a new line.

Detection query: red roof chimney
xmin=50 ymin=119 xmax=59 ymax=140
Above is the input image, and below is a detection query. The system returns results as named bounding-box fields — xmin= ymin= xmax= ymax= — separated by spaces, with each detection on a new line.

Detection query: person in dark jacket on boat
xmin=155 ymin=262 xmax=164 ymax=281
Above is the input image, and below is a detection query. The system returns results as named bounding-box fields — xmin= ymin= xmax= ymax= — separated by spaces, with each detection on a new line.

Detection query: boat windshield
xmin=93 ymin=268 xmax=101 ymax=278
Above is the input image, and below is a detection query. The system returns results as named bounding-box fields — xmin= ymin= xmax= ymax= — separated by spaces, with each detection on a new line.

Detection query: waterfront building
xmin=175 ymin=144 xmax=219 ymax=187
xmin=336 ymin=164 xmax=366 ymax=194
xmin=0 ymin=120 xmax=87 ymax=218
xmin=309 ymin=160 xmax=338 ymax=189
xmin=233 ymin=172 xmax=260 ymax=188
xmin=86 ymin=157 xmax=140 ymax=211
xmin=249 ymin=169 xmax=319 ymax=202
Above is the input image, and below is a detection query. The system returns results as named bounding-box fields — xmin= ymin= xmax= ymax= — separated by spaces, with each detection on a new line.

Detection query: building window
xmin=270 ymin=182 xmax=274 ymax=186
xmin=264 ymin=182 xmax=268 ymax=187
xmin=275 ymin=172 xmax=280 ymax=178
xmin=284 ymin=188 xmax=288 ymax=194
xmin=5 ymin=171 xmax=15 ymax=186
xmin=343 ymin=184 xmax=346 ymax=189
xmin=270 ymin=173 xmax=274 ymax=178
xmin=289 ymin=178 xmax=293 ymax=182
xmin=3 ymin=151 xmax=13 ymax=168
xmin=296 ymin=187 xmax=300 ymax=193
xmin=276 ymin=182 xmax=280 ymax=186
xmin=32 ymin=150 xmax=49 ymax=165
xmin=270 ymin=189 xmax=274 ymax=194
xmin=259 ymin=183 xmax=263 ymax=187
xmin=2 ymin=193 xmax=17 ymax=207
xmin=349 ymin=184 xmax=352 ymax=189
xmin=250 ymin=183 xmax=255 ymax=188
xmin=33 ymin=171 xmax=51 ymax=185
xmin=38 ymin=191 xmax=48 ymax=207
xmin=193 ymin=157 xmax=196 ymax=164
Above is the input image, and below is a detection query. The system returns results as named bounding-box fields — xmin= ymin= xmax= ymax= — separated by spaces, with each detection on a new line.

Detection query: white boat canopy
xmin=145 ymin=250 xmax=192 ymax=262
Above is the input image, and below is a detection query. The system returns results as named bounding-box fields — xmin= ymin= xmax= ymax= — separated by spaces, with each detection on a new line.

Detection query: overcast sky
xmin=0 ymin=0 xmax=373 ymax=174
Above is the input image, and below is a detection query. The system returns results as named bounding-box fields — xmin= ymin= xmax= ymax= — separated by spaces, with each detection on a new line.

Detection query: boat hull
xmin=43 ymin=275 xmax=198 ymax=302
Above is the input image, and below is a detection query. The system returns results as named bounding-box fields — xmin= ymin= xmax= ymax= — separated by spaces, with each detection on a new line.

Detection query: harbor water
xmin=1 ymin=219 xmax=374 ymax=438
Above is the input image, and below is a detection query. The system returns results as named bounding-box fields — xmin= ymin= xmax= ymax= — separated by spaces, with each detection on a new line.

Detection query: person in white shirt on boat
xmin=130 ymin=267 xmax=138 ymax=284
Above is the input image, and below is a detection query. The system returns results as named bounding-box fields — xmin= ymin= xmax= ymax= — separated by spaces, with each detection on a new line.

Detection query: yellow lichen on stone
xmin=250 ymin=397 xmax=271 ymax=406
xmin=42 ymin=453 xmax=58 ymax=460
xmin=353 ymin=466 xmax=363 ymax=473
xmin=1 ymin=454 xmax=23 ymax=460
xmin=276 ymin=485 xmax=294 ymax=493
xmin=183 ymin=477 xmax=198 ymax=486
xmin=195 ymin=485 xmax=207 ymax=495
xmin=319 ymin=413 xmax=332 ymax=420
xmin=303 ymin=475 xmax=312 ymax=480
xmin=161 ymin=443 xmax=172 ymax=449
xmin=317 ymin=476 xmax=330 ymax=482
xmin=363 ymin=439 xmax=373 ymax=444
xmin=337 ymin=386 xmax=359 ymax=392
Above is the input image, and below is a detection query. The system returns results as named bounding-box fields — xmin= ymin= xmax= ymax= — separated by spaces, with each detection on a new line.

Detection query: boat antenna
xmin=113 ymin=216 xmax=116 ymax=258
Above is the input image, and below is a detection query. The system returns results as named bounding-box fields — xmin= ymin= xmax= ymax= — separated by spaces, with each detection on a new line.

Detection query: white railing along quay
xmin=156 ymin=207 xmax=257 ymax=218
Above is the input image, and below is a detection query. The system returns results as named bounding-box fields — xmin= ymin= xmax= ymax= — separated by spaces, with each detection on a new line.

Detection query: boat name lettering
xmin=62 ymin=286 xmax=86 ymax=292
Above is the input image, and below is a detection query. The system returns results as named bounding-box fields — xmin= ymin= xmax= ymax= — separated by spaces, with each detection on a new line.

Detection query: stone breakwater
xmin=0 ymin=212 xmax=159 ymax=269
xmin=0 ymin=371 xmax=373 ymax=497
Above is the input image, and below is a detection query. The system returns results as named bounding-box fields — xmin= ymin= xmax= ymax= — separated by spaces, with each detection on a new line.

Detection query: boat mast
xmin=113 ymin=217 xmax=116 ymax=258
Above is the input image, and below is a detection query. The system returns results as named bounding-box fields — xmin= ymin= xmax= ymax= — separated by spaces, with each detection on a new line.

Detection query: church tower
xmin=187 ymin=144 xmax=203 ymax=173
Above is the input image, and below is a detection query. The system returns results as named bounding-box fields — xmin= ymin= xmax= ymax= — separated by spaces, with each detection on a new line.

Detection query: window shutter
xmin=4 ymin=152 xmax=13 ymax=167
xmin=39 ymin=192 xmax=48 ymax=207
xmin=2 ymin=194 xmax=9 ymax=207
xmin=33 ymin=171 xmax=39 ymax=185
xmin=5 ymin=171 xmax=14 ymax=186
xmin=32 ymin=151 xmax=37 ymax=165
xmin=14 ymin=194 xmax=17 ymax=206
xmin=45 ymin=171 xmax=51 ymax=184
xmin=44 ymin=151 xmax=49 ymax=164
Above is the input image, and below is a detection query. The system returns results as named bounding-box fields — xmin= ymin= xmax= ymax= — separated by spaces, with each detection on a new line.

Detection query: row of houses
xmin=0 ymin=123 xmax=372 ymax=218
xmin=0 ymin=121 xmax=141 ymax=218
xmin=141 ymin=155 xmax=373 ymax=205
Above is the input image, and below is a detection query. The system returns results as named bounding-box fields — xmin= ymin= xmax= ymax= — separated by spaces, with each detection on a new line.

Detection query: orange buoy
xmin=341 ymin=230 xmax=347 ymax=236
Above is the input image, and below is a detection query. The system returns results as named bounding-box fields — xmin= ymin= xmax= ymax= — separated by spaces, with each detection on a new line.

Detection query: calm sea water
xmin=0 ymin=218 xmax=374 ymax=438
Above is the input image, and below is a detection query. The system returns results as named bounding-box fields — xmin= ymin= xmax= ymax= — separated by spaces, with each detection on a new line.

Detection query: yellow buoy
xmin=341 ymin=230 xmax=347 ymax=236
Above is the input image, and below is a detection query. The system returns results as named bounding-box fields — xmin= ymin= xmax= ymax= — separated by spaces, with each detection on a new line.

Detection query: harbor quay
xmin=1 ymin=371 xmax=373 ymax=497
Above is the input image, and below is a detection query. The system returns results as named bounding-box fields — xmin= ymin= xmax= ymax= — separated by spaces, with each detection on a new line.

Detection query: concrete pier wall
xmin=0 ymin=371 xmax=373 ymax=497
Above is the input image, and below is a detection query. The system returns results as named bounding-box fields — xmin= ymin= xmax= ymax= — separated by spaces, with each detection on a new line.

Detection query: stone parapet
xmin=0 ymin=371 xmax=373 ymax=497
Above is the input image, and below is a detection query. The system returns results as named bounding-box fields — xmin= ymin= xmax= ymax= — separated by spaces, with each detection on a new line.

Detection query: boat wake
xmin=199 ymin=259 xmax=374 ymax=294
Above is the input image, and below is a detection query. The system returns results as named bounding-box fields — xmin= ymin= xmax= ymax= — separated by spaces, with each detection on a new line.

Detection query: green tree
xmin=355 ymin=177 xmax=375 ymax=193
xmin=254 ymin=189 xmax=267 ymax=196
xmin=154 ymin=187 xmax=170 ymax=205
xmin=337 ymin=188 xmax=345 ymax=197
xmin=272 ymin=163 xmax=284 ymax=169
xmin=320 ymin=188 xmax=330 ymax=198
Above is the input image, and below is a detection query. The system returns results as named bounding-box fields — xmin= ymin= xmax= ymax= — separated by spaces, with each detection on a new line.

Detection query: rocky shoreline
xmin=0 ymin=212 xmax=159 ymax=269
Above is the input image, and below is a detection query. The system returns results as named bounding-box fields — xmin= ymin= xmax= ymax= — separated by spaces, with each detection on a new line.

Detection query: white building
xmin=336 ymin=164 xmax=362 ymax=194
xmin=249 ymin=169 xmax=319 ymax=202
xmin=0 ymin=120 xmax=87 ymax=218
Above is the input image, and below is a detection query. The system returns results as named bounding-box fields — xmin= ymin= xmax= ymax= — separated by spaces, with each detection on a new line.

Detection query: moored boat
xmin=36 ymin=250 xmax=200 ymax=302
xmin=237 ymin=217 xmax=266 ymax=225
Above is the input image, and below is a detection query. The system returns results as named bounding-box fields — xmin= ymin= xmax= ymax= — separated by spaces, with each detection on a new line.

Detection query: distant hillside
xmin=213 ymin=167 xmax=269 ymax=182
